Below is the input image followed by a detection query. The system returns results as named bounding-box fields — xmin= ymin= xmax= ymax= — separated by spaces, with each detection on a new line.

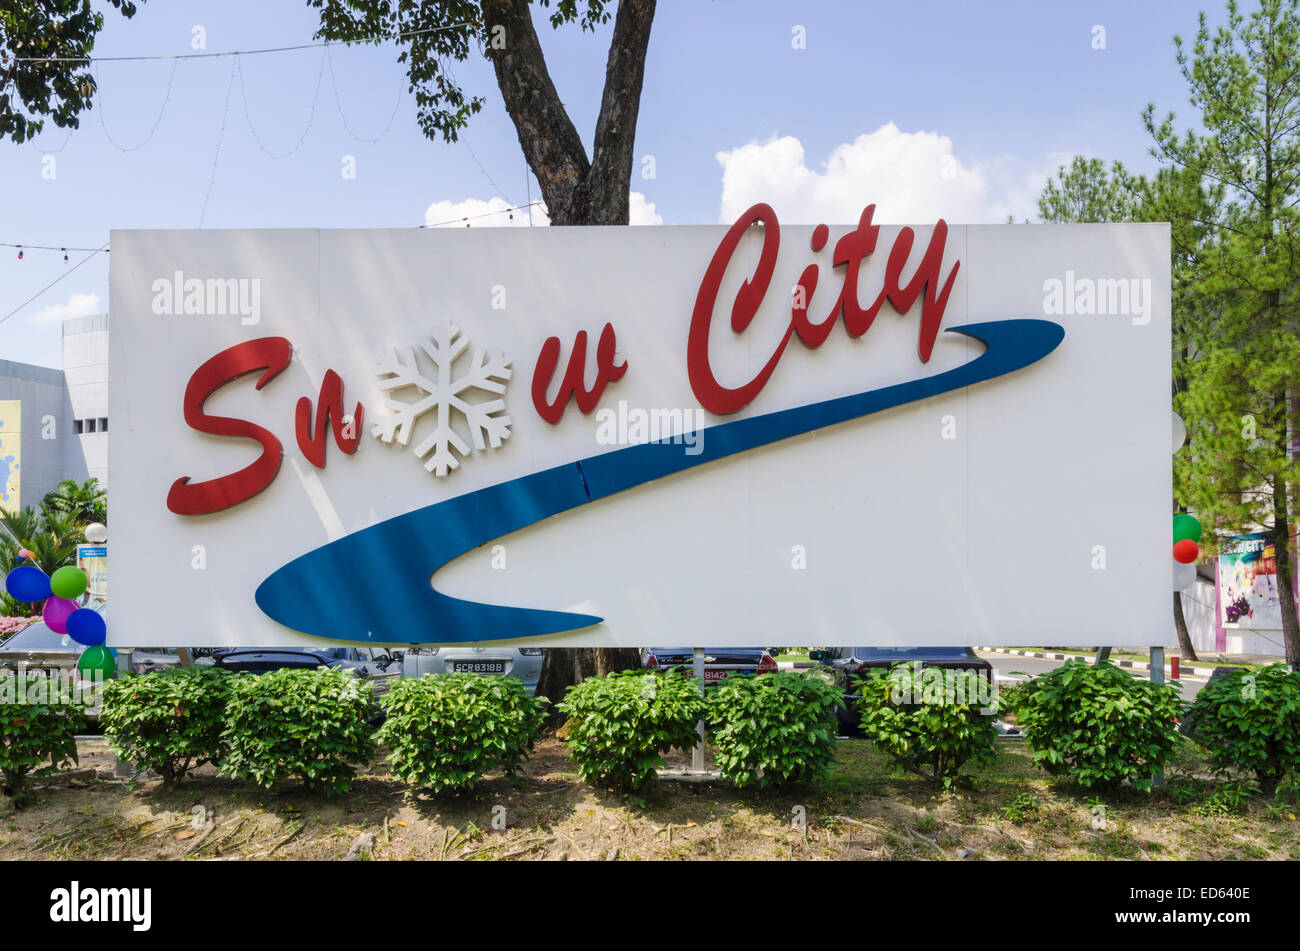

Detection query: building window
xmin=73 ymin=419 xmax=84 ymax=434
xmin=98 ymin=417 xmax=108 ymax=432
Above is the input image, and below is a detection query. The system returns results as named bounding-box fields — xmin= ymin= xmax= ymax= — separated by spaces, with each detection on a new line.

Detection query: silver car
xmin=402 ymin=647 xmax=545 ymax=694
xmin=0 ymin=618 xmax=184 ymax=722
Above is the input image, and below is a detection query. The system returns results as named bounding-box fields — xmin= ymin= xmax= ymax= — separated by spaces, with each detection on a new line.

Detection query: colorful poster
xmin=1218 ymin=533 xmax=1283 ymax=628
xmin=0 ymin=400 xmax=19 ymax=514
xmin=76 ymin=545 xmax=108 ymax=608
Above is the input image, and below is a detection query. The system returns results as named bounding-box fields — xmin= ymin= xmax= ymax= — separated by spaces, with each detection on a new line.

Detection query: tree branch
xmin=479 ymin=0 xmax=591 ymax=221
xmin=570 ymin=0 xmax=656 ymax=224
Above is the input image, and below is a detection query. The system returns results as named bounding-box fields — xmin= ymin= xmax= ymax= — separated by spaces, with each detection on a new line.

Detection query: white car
xmin=402 ymin=647 xmax=545 ymax=694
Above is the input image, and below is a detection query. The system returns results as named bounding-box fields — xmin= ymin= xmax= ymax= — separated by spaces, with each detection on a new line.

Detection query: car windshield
xmin=1 ymin=622 xmax=79 ymax=651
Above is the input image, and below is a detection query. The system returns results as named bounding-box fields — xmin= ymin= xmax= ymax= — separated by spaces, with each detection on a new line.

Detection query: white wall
xmin=1179 ymin=578 xmax=1287 ymax=657
xmin=61 ymin=314 xmax=108 ymax=490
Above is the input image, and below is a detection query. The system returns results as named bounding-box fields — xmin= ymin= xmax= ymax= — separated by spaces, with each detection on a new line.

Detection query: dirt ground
xmin=1 ymin=735 xmax=1296 ymax=861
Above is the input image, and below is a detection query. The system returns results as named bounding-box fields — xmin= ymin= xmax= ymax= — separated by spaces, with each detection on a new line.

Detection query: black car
xmin=812 ymin=646 xmax=995 ymax=731
xmin=642 ymin=647 xmax=777 ymax=681
xmin=210 ymin=646 xmax=401 ymax=700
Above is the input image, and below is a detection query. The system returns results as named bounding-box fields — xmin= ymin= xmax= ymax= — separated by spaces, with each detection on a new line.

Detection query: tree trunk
xmin=481 ymin=0 xmax=659 ymax=706
xmin=1172 ymin=591 xmax=1198 ymax=662
xmin=536 ymin=647 xmax=643 ymax=717
xmin=1273 ymin=478 xmax=1300 ymax=665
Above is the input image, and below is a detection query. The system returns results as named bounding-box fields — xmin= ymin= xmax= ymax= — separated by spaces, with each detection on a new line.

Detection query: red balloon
xmin=1173 ymin=539 xmax=1200 ymax=564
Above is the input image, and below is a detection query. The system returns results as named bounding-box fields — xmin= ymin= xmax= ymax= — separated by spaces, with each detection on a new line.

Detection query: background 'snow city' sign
xmin=109 ymin=209 xmax=1171 ymax=647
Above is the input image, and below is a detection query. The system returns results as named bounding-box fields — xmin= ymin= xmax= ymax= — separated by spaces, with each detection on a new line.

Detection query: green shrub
xmin=376 ymin=674 xmax=544 ymax=795
xmin=1182 ymin=663 xmax=1300 ymax=796
xmin=557 ymin=670 xmax=706 ymax=790
xmin=707 ymin=671 xmax=841 ymax=788
xmin=0 ymin=695 xmax=84 ymax=803
xmin=221 ymin=667 xmax=376 ymax=795
xmin=855 ymin=663 xmax=998 ymax=790
xmin=1009 ymin=658 xmax=1181 ymax=792
xmin=100 ymin=667 xmax=232 ymax=787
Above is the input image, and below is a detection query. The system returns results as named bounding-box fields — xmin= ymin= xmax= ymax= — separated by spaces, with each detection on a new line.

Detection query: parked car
xmin=0 ymin=617 xmax=185 ymax=723
xmin=403 ymin=646 xmax=546 ymax=694
xmin=210 ymin=646 xmax=401 ymax=697
xmin=812 ymin=646 xmax=994 ymax=731
xmin=642 ymin=647 xmax=778 ymax=681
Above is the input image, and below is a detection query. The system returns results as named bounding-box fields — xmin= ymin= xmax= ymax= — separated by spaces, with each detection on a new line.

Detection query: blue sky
xmin=0 ymin=0 xmax=1221 ymax=367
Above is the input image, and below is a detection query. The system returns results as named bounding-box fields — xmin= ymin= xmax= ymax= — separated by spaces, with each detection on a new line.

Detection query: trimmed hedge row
xmin=96 ymin=667 xmax=548 ymax=797
xmin=2 ymin=660 xmax=1297 ymax=802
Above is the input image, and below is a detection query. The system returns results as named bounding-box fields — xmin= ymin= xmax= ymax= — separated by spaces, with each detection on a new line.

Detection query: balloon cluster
xmin=4 ymin=552 xmax=116 ymax=677
xmin=1173 ymin=514 xmax=1202 ymax=563
xmin=1172 ymin=513 xmax=1202 ymax=592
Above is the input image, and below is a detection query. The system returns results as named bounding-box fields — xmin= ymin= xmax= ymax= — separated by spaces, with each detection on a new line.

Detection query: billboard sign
xmin=109 ymin=208 xmax=1171 ymax=647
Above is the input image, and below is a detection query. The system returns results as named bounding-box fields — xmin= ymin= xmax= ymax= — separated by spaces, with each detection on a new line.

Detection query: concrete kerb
xmin=973 ymin=647 xmax=1223 ymax=681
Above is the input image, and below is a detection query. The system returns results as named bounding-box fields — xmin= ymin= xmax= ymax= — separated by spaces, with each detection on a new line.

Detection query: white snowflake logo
xmin=371 ymin=322 xmax=513 ymax=477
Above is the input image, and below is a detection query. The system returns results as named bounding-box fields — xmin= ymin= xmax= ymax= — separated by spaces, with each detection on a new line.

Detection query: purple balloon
xmin=42 ymin=596 xmax=79 ymax=635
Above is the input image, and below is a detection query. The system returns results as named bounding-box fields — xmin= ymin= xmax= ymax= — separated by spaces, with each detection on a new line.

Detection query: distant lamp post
xmin=84 ymin=523 xmax=107 ymax=543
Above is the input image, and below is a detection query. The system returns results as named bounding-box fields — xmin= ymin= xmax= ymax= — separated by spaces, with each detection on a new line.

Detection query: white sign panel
xmin=108 ymin=209 xmax=1171 ymax=647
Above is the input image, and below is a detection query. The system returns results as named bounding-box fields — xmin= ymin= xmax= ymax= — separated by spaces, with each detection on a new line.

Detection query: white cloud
xmin=423 ymin=192 xmax=660 ymax=228
xmin=628 ymin=192 xmax=662 ymax=225
xmin=716 ymin=124 xmax=1055 ymax=225
xmin=32 ymin=292 xmax=101 ymax=325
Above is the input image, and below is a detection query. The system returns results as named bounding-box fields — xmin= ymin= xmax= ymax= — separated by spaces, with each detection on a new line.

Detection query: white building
xmin=0 ymin=314 xmax=109 ymax=513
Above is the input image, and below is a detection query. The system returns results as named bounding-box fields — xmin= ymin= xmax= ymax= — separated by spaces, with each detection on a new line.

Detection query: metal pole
xmin=692 ymin=647 xmax=705 ymax=773
xmin=1150 ymin=645 xmax=1165 ymax=788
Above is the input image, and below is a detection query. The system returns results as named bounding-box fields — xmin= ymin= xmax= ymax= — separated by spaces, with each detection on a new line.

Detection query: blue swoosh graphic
xmin=256 ymin=319 xmax=1064 ymax=643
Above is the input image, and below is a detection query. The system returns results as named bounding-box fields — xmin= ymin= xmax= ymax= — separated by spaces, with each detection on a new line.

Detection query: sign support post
xmin=1150 ymin=645 xmax=1165 ymax=788
xmin=692 ymin=647 xmax=706 ymax=773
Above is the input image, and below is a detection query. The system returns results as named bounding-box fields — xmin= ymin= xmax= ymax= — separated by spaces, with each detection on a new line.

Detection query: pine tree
xmin=1145 ymin=0 xmax=1300 ymax=662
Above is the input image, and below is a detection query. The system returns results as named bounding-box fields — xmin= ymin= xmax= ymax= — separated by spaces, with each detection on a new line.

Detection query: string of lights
xmin=0 ymin=200 xmax=544 ymax=327
xmin=325 ymin=45 xmax=404 ymax=145
xmin=198 ymin=58 xmax=240 ymax=227
xmin=237 ymin=47 xmax=329 ymax=160
xmin=420 ymin=201 xmax=546 ymax=228
xmin=94 ymin=58 xmax=181 ymax=153
xmin=435 ymin=55 xmax=513 ymax=206
xmin=7 ymin=20 xmax=482 ymax=64
xmin=1 ymin=243 xmax=107 ymax=258
xmin=0 ymin=243 xmax=109 ymax=327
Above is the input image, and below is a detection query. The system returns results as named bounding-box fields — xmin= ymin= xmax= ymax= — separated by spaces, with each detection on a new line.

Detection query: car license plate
xmin=453 ymin=661 xmax=506 ymax=674
xmin=703 ymin=669 xmax=730 ymax=681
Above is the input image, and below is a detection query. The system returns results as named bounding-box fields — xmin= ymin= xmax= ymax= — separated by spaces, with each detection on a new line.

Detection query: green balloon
xmin=1173 ymin=514 xmax=1202 ymax=544
xmin=77 ymin=645 xmax=117 ymax=679
xmin=50 ymin=565 xmax=87 ymax=600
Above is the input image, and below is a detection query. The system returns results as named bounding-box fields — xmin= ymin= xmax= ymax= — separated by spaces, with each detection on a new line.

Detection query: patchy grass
xmin=0 ymin=735 xmax=1296 ymax=861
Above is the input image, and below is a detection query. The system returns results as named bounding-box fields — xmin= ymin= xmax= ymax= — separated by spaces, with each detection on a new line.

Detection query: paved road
xmin=977 ymin=651 xmax=1205 ymax=702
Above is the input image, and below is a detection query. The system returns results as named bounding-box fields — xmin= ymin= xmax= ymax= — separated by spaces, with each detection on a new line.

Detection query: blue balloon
xmin=5 ymin=565 xmax=51 ymax=603
xmin=66 ymin=608 xmax=106 ymax=647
